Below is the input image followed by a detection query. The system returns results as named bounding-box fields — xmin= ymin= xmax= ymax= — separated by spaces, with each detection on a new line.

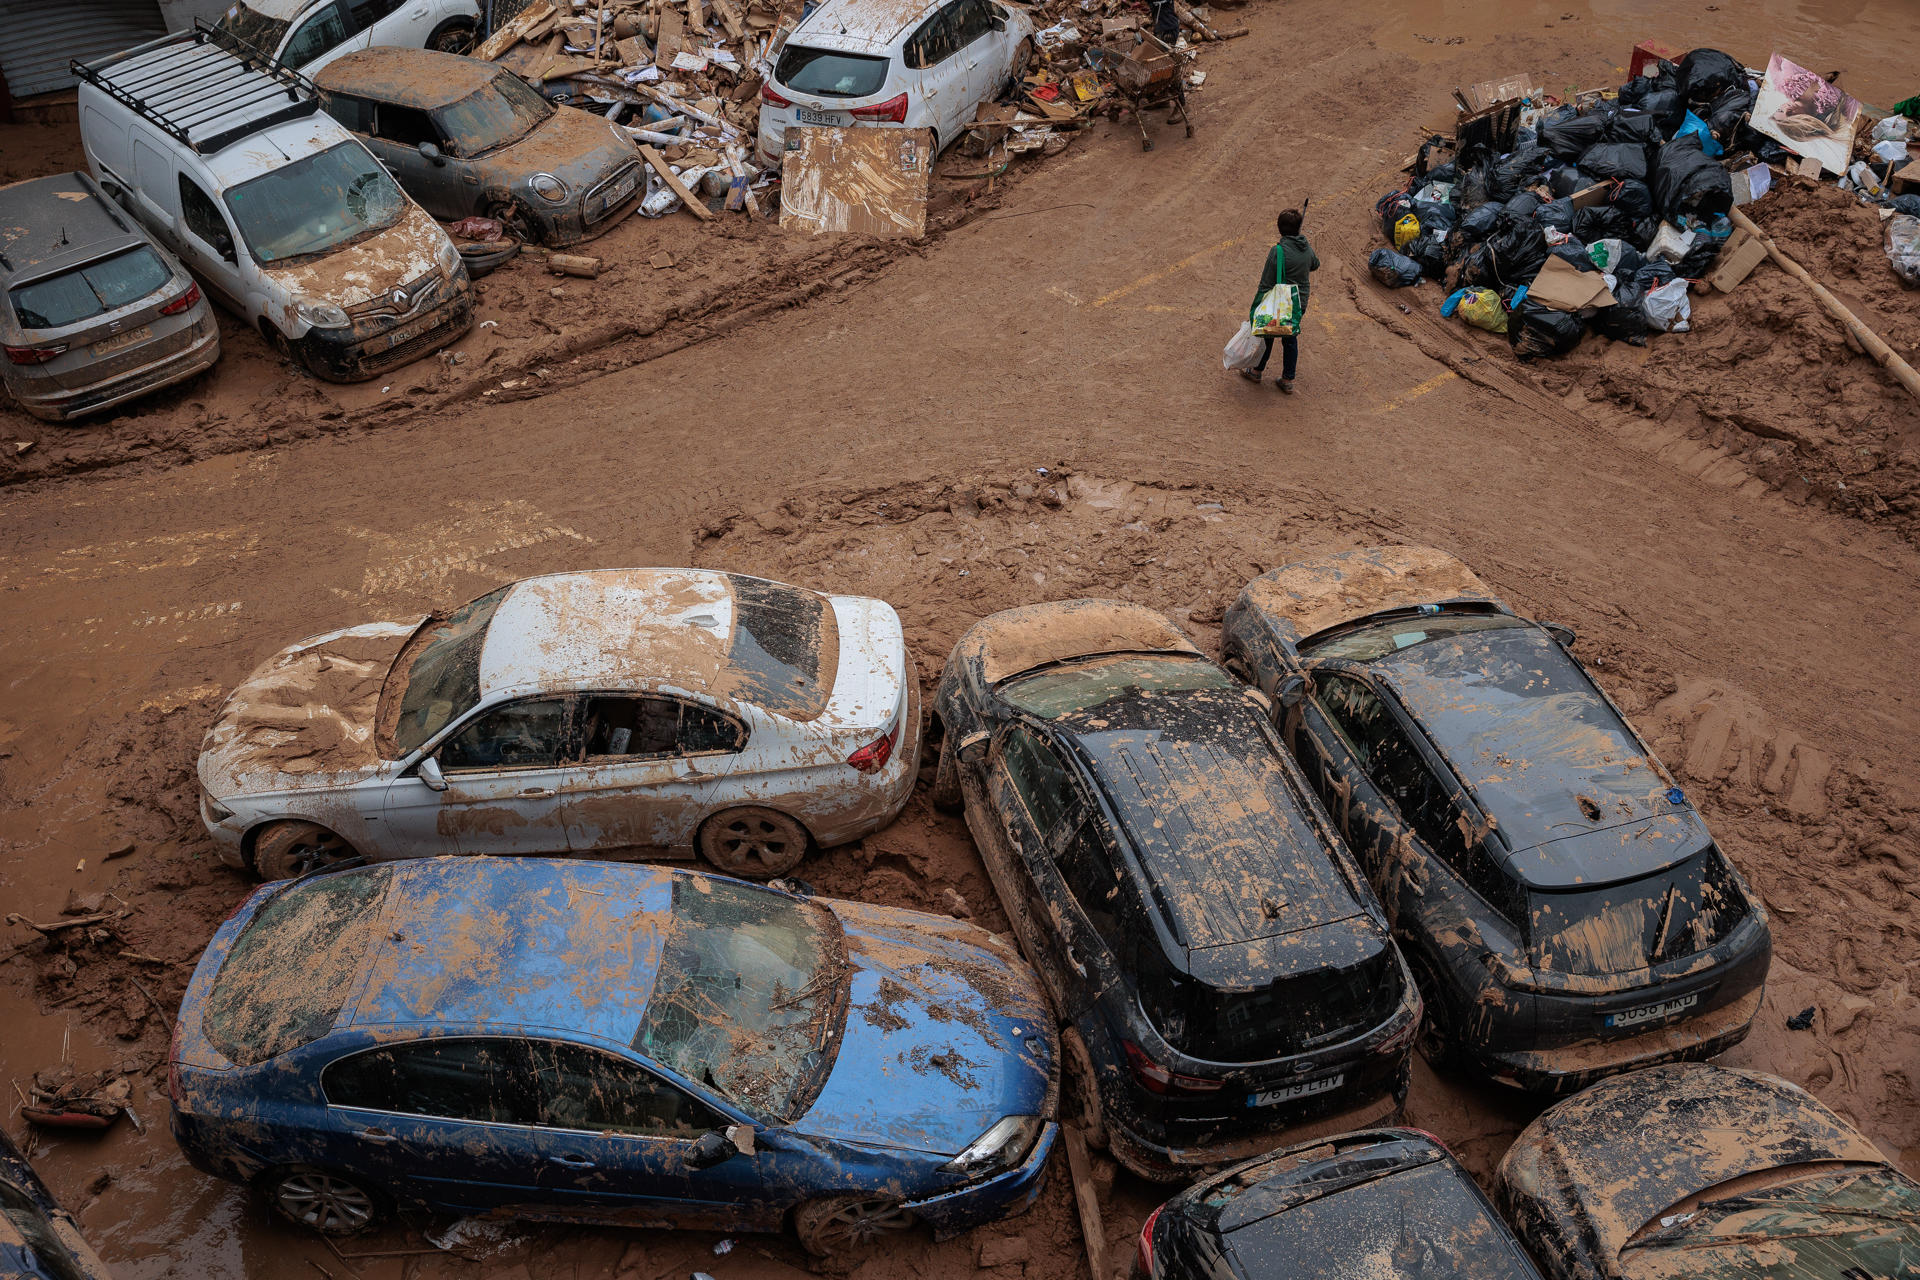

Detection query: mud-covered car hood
xmin=796 ymin=901 xmax=1053 ymax=1156
xmin=261 ymin=204 xmax=448 ymax=309
xmin=491 ymin=108 xmax=636 ymax=192
xmin=199 ymin=618 xmax=425 ymax=796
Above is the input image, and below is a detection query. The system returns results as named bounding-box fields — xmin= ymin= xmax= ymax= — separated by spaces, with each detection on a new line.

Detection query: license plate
xmin=91 ymin=325 xmax=152 ymax=356
xmin=384 ymin=314 xmax=435 ymax=349
xmin=1250 ymin=1074 xmax=1343 ymax=1107
xmin=601 ymin=173 xmax=637 ymax=211
xmin=1605 ymin=992 xmax=1699 ymax=1029
xmin=797 ymin=107 xmax=845 ymax=126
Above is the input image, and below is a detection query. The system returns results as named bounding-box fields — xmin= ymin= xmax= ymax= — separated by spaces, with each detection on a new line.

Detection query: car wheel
xmin=930 ymin=732 xmax=963 ymax=812
xmin=791 ymin=1194 xmax=915 ymax=1258
xmin=251 ymin=821 xmax=356 ymax=881
xmin=263 ymin=1166 xmax=386 ymax=1236
xmin=1408 ymin=954 xmax=1461 ymax=1070
xmin=427 ymin=17 xmax=477 ymax=53
xmin=697 ymin=807 xmax=810 ymax=879
xmin=1060 ymin=1026 xmax=1108 ymax=1148
xmin=484 ymin=199 xmax=538 ymax=243
xmin=1003 ymin=37 xmax=1034 ymax=98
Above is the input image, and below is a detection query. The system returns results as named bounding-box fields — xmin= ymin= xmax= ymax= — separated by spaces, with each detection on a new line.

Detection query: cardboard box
xmin=778 ymin=127 xmax=933 ymax=237
xmin=1709 ymin=231 xmax=1770 ymax=292
xmin=1628 ymin=39 xmax=1683 ymax=80
xmin=1892 ymin=159 xmax=1920 ymax=197
xmin=1527 ymin=254 xmax=1616 ymax=312
xmin=1569 ymin=182 xmax=1610 ymax=210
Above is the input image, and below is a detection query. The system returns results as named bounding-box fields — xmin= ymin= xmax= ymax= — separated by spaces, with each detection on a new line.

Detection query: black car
xmin=1221 ymin=546 xmax=1771 ymax=1094
xmin=1499 ymin=1063 xmax=1920 ymax=1280
xmin=933 ymin=600 xmax=1419 ymax=1182
xmin=1 ymin=1128 xmax=115 ymax=1280
xmin=1137 ymin=1127 xmax=1545 ymax=1279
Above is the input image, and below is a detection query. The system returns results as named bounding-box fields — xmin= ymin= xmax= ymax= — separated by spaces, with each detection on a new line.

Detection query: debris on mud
xmin=22 ymin=1064 xmax=132 ymax=1130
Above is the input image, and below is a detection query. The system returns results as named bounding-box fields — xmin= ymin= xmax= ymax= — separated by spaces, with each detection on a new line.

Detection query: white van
xmin=75 ymin=24 xmax=474 ymax=382
xmin=212 ymin=0 xmax=483 ymax=75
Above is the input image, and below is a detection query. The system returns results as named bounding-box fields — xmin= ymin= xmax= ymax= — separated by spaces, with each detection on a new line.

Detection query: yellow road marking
xmin=1094 ymin=234 xmax=1250 ymax=307
xmin=1374 ymin=371 xmax=1458 ymax=414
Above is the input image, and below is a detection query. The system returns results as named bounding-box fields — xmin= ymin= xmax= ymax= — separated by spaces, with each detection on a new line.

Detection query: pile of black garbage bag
xmin=1366 ymin=48 xmax=1779 ymax=358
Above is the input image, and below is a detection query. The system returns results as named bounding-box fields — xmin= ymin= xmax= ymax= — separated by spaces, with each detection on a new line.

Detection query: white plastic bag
xmin=1643 ymin=278 xmax=1692 ymax=333
xmin=1871 ymin=115 xmax=1914 ymax=143
xmin=1871 ymin=138 xmax=1908 ymax=165
xmin=1888 ymin=214 xmax=1920 ymax=287
xmin=1222 ymin=321 xmax=1264 ymax=372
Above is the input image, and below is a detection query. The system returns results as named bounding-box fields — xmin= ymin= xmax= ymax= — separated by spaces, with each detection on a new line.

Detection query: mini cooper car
xmin=169 ymin=857 xmax=1058 ymax=1253
xmin=933 ymin=600 xmax=1419 ymax=1183
xmin=1136 ymin=1128 xmax=1545 ymax=1279
xmin=1499 ymin=1063 xmax=1920 ymax=1279
xmin=316 ymin=49 xmax=644 ymax=246
xmin=1221 ymin=547 xmax=1771 ymax=1093
xmin=1 ymin=1129 xmax=115 ymax=1280
xmin=197 ymin=568 xmax=919 ymax=880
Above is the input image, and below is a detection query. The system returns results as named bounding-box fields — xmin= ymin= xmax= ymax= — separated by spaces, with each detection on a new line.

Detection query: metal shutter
xmin=0 ymin=0 xmax=170 ymax=98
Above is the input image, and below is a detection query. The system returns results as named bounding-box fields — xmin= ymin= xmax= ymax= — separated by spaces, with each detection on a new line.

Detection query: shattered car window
xmin=724 ymin=575 xmax=838 ymax=722
xmin=1529 ymin=846 xmax=1748 ymax=974
xmin=433 ymin=74 xmax=553 ymax=157
xmin=214 ymin=1 xmax=291 ymax=56
xmin=635 ymin=876 xmax=847 ymax=1122
xmin=204 ymin=867 xmax=392 ymax=1066
xmin=1000 ymin=654 xmax=1234 ymax=719
xmin=223 ymin=142 xmax=406 ymax=264
xmin=385 ymin=585 xmax=510 ymax=756
xmin=1302 ymin=611 xmax=1523 ymax=663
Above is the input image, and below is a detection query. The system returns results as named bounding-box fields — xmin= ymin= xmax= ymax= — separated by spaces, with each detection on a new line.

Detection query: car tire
xmin=251 ymin=821 xmax=356 ymax=881
xmin=1003 ymin=37 xmax=1034 ymax=99
xmin=1407 ymin=953 xmax=1462 ymax=1071
xmin=262 ymin=1166 xmax=386 ymax=1236
xmin=427 ymin=17 xmax=477 ymax=53
xmin=1060 ymin=1026 xmax=1108 ymax=1148
xmin=791 ymin=1194 xmax=915 ymax=1258
xmin=696 ymin=807 xmax=810 ymax=879
xmin=930 ymin=732 xmax=963 ymax=812
xmin=484 ymin=199 xmax=538 ymax=243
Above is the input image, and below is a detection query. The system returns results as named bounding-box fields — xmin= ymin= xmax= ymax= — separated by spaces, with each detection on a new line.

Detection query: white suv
xmin=213 ymin=0 xmax=482 ymax=74
xmin=757 ymin=0 xmax=1033 ymax=165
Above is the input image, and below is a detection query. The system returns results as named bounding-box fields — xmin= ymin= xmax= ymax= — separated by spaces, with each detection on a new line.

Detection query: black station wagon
xmin=1221 ymin=547 xmax=1770 ymax=1093
xmin=933 ymin=600 xmax=1419 ymax=1181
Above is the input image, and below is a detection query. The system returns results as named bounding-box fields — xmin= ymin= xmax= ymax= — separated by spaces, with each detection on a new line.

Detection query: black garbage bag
xmin=1610 ymin=178 xmax=1655 ymax=218
xmin=1627 ymin=216 xmax=1661 ymax=250
xmin=1673 ymin=234 xmax=1722 ymax=278
xmin=1617 ymin=64 xmax=1676 ymax=106
xmin=1635 ymin=260 xmax=1678 ymax=289
xmin=1413 ymin=199 xmax=1457 ymax=232
xmin=1458 ymin=202 xmax=1502 ymax=243
xmin=1456 ymin=158 xmax=1494 ymax=210
xmin=1498 ymin=142 xmax=1553 ymax=182
xmin=1638 ymin=90 xmax=1685 ymax=132
xmin=1548 ymin=238 xmax=1595 ymax=269
xmin=1534 ymin=197 xmax=1576 ymax=232
xmin=1549 ymin=166 xmax=1589 ymax=198
xmin=1508 ymin=299 xmax=1585 ymax=358
xmin=1580 ymin=141 xmax=1651 ymax=181
xmin=1707 ymin=83 xmax=1754 ymax=140
xmin=1505 ymin=191 xmax=1544 ymax=221
xmin=1377 ymin=190 xmax=1416 ymax=240
xmin=1573 ymin=204 xmax=1634 ymax=244
xmin=1539 ymin=114 xmax=1608 ymax=162
xmin=1456 ymin=241 xmax=1495 ymax=287
xmin=1677 ymin=48 xmax=1745 ymax=104
xmin=1369 ymin=247 xmax=1424 ymax=287
xmin=1426 ymin=161 xmax=1459 ymax=184
xmin=1486 ymin=217 xmax=1550 ymax=286
xmin=1611 ymin=243 xmax=1649 ymax=277
xmin=1405 ymin=230 xmax=1449 ymax=279
xmin=1652 ymin=136 xmax=1733 ymax=219
xmin=1592 ymin=276 xmax=1653 ymax=344
xmin=1605 ymin=110 xmax=1662 ymax=147
xmin=1893 ymin=194 xmax=1920 ymax=217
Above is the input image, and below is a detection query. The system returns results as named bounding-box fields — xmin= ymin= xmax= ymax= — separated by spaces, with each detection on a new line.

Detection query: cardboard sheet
xmin=778 ymin=127 xmax=933 ymax=237
xmin=1526 ymin=254 xmax=1617 ymax=312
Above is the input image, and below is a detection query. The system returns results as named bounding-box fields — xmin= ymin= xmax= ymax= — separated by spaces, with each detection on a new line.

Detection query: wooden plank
xmin=638 ymin=144 xmax=714 ymax=219
xmin=655 ymin=6 xmax=685 ymax=60
xmin=687 ymin=0 xmax=706 ymax=35
xmin=712 ymin=0 xmax=747 ymax=40
xmin=1062 ymin=1128 xmax=1110 ymax=1280
xmin=474 ymin=0 xmax=555 ymax=61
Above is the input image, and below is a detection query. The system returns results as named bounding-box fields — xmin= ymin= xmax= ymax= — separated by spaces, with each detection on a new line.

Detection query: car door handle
xmin=355 ymin=1127 xmax=398 ymax=1145
xmin=519 ymin=787 xmax=557 ymax=798
xmin=1063 ymin=943 xmax=1088 ymax=978
xmin=549 ymin=1153 xmax=596 ymax=1168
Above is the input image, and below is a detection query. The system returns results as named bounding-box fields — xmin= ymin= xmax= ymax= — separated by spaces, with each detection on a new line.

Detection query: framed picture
xmin=1751 ymin=53 xmax=1861 ymax=176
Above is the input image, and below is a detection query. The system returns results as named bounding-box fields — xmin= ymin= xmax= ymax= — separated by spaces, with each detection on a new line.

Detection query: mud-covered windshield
xmin=1623 ymin=1167 xmax=1920 ymax=1268
xmin=214 ymin=1 xmax=290 ymax=55
xmin=204 ymin=867 xmax=392 ymax=1065
xmin=1000 ymin=654 xmax=1232 ymax=718
xmin=386 ymin=586 xmax=509 ymax=756
xmin=224 ymin=142 xmax=406 ymax=264
xmin=1528 ymin=846 xmax=1748 ymax=975
xmin=434 ymin=74 xmax=553 ymax=156
xmin=724 ymin=575 xmax=838 ymax=722
xmin=635 ymin=877 xmax=846 ymax=1122
xmin=10 ymin=247 xmax=172 ymax=329
xmin=1303 ymin=610 xmax=1523 ymax=662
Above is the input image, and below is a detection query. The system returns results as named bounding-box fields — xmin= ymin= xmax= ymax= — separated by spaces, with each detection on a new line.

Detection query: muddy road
xmin=3 ymin=0 xmax=1918 ymax=1275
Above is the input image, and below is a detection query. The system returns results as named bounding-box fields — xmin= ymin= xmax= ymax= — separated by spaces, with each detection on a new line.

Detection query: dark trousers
xmin=1254 ymin=333 xmax=1298 ymax=379
xmin=1150 ymin=0 xmax=1179 ymax=42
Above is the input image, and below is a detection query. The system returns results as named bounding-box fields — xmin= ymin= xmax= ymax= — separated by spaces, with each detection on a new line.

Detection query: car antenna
xmin=59 ymin=225 xmax=69 ymax=245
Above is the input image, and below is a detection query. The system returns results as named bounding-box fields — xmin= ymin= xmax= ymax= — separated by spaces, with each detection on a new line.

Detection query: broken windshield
xmin=434 ymin=74 xmax=553 ymax=156
xmin=634 ymin=876 xmax=847 ymax=1122
xmin=223 ymin=142 xmax=406 ymax=264
xmin=384 ymin=585 xmax=509 ymax=756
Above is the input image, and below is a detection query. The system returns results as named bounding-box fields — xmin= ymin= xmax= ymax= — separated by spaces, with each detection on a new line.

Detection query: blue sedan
xmin=167 ymin=857 xmax=1058 ymax=1256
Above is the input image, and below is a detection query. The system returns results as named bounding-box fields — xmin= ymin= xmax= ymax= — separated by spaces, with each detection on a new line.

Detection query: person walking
xmin=1242 ymin=208 xmax=1320 ymax=393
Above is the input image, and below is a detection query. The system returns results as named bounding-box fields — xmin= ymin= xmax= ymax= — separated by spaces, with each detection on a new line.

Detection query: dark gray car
xmin=2 ymin=170 xmax=220 ymax=422
xmin=314 ymin=48 xmax=644 ymax=247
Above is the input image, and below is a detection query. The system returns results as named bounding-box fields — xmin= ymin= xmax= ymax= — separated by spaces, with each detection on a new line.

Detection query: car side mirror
xmin=419 ymin=140 xmax=446 ymax=165
xmin=1543 ymin=622 xmax=1577 ymax=647
xmin=418 ymin=756 xmax=448 ymax=792
xmin=956 ymin=729 xmax=990 ymax=765
xmin=685 ymin=1130 xmax=738 ymax=1170
xmin=1276 ymin=674 xmax=1308 ymax=709
xmin=214 ymin=232 xmax=237 ymax=263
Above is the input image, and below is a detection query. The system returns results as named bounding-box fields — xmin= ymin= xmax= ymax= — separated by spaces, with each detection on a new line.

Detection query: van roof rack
xmin=71 ymin=20 xmax=322 ymax=156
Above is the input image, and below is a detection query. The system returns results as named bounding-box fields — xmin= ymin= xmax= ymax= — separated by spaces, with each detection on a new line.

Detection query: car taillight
xmin=4 ymin=343 xmax=66 ymax=365
xmin=1403 ymin=1126 xmax=1453 ymax=1153
xmin=159 ymin=282 xmax=202 ymax=315
xmin=1122 ymin=1040 xmax=1223 ymax=1096
xmin=850 ymin=92 xmax=909 ymax=123
xmin=1137 ymin=1202 xmax=1165 ymax=1278
xmin=761 ymin=83 xmax=793 ymax=107
xmin=847 ymin=717 xmax=901 ymax=774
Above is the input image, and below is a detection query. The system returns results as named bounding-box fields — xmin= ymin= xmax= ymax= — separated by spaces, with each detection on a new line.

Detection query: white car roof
xmin=202 ymin=112 xmax=359 ymax=187
xmin=789 ymin=0 xmax=942 ymax=53
xmin=225 ymin=0 xmax=318 ymax=20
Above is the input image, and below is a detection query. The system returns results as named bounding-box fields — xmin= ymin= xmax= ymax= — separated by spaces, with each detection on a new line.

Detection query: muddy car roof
xmin=958 ymin=599 xmax=1201 ymax=686
xmin=1242 ymin=546 xmax=1505 ymax=648
xmin=1375 ymin=624 xmax=1700 ymax=889
xmin=348 ymin=857 xmax=673 ymax=1043
xmin=1057 ymin=692 xmax=1374 ymax=981
xmin=315 ymin=47 xmax=500 ymax=108
xmin=789 ymin=0 xmax=938 ymax=51
xmin=1500 ymin=1064 xmax=1889 ymax=1263
xmin=0 ymin=173 xmax=147 ymax=283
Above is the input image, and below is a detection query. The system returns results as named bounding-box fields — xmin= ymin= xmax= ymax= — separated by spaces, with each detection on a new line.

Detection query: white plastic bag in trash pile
xmin=1222 ymin=321 xmax=1263 ymax=372
xmin=1888 ymin=214 xmax=1920 ymax=287
xmin=1643 ymin=278 xmax=1692 ymax=333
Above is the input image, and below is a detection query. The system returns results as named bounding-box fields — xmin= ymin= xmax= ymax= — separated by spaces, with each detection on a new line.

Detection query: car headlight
xmin=938 ymin=1115 xmax=1043 ymax=1180
xmin=296 ymin=300 xmax=350 ymax=329
xmin=436 ymin=238 xmax=461 ymax=276
xmin=529 ymin=172 xmax=569 ymax=202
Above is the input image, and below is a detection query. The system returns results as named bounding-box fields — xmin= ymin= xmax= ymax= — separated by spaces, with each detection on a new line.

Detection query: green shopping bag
xmin=1252 ymin=243 xmax=1301 ymax=337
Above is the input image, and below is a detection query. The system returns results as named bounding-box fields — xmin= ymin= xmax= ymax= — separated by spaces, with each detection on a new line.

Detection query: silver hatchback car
xmin=1 ymin=170 xmax=220 ymax=421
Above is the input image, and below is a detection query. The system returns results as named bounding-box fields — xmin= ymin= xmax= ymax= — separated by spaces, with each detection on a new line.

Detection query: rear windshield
xmin=385 ymin=585 xmax=509 ymax=757
xmin=8 ymin=247 xmax=172 ymax=330
xmin=1529 ymin=846 xmax=1748 ymax=975
xmin=434 ymin=74 xmax=553 ymax=156
xmin=203 ymin=867 xmax=392 ymax=1066
xmin=1001 ymin=654 xmax=1233 ymax=718
xmin=1302 ymin=610 xmax=1524 ymax=663
xmin=1139 ymin=935 xmax=1402 ymax=1061
xmin=224 ymin=141 xmax=406 ymax=264
xmin=725 ymin=575 xmax=838 ymax=722
xmin=214 ymin=1 xmax=291 ymax=55
xmin=774 ymin=45 xmax=890 ymax=97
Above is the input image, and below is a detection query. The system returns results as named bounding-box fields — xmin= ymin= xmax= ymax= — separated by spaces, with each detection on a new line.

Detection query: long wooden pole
xmin=1728 ymin=206 xmax=1920 ymax=402
xmin=1062 ymin=1127 xmax=1111 ymax=1280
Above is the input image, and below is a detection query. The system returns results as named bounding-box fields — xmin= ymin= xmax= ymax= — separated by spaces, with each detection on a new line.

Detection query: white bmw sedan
xmin=197 ymin=568 xmax=920 ymax=880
